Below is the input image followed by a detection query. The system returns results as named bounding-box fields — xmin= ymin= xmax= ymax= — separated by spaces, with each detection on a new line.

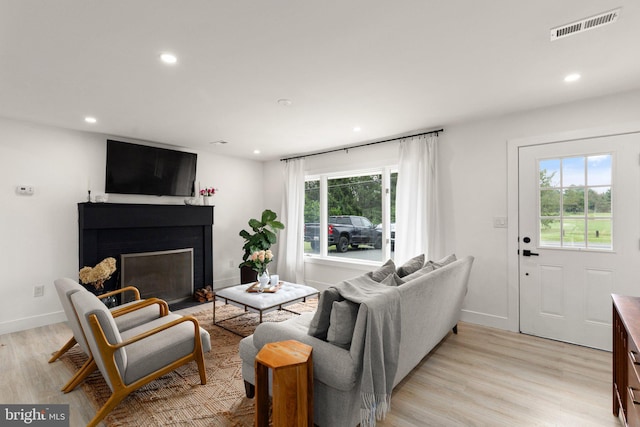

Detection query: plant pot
xmin=240 ymin=265 xmax=257 ymax=284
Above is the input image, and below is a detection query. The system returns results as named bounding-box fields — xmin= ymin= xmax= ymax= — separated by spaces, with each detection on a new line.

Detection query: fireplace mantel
xmin=78 ymin=203 xmax=214 ymax=296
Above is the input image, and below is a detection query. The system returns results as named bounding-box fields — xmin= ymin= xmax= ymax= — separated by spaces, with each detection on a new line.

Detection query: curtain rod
xmin=280 ymin=128 xmax=444 ymax=162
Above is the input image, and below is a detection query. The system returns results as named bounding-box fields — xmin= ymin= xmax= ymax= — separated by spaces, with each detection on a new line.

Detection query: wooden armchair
xmin=70 ymin=290 xmax=210 ymax=427
xmin=51 ymin=278 xmax=168 ymax=392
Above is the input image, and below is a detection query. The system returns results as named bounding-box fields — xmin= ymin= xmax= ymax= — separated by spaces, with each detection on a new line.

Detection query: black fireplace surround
xmin=78 ymin=203 xmax=214 ymax=298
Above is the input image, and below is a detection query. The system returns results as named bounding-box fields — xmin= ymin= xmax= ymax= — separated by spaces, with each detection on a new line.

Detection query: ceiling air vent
xmin=550 ymin=8 xmax=621 ymax=41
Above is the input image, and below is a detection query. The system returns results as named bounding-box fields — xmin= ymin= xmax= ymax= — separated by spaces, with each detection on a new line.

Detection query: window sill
xmin=303 ymin=254 xmax=382 ymax=271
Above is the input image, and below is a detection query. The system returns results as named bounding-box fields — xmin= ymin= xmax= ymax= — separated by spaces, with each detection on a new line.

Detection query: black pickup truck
xmin=305 ymin=215 xmax=382 ymax=253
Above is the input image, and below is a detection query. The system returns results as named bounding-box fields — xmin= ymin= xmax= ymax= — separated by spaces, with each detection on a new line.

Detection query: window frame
xmin=537 ymin=152 xmax=613 ymax=251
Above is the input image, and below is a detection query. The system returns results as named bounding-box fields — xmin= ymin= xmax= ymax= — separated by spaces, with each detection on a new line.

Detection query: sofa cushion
xmin=380 ymin=272 xmax=405 ymax=287
xmin=308 ymin=288 xmax=343 ymax=340
xmin=370 ymin=259 xmax=396 ymax=282
xmin=396 ymin=254 xmax=425 ymax=277
xmin=327 ymin=300 xmax=360 ymax=349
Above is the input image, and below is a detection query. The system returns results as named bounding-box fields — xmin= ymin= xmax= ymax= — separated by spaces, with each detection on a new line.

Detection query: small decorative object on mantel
xmin=200 ymin=187 xmax=217 ymax=206
xmin=238 ymin=209 xmax=284 ymax=285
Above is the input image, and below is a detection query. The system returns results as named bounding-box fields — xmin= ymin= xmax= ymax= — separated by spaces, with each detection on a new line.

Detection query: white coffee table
xmin=213 ymin=282 xmax=319 ymax=336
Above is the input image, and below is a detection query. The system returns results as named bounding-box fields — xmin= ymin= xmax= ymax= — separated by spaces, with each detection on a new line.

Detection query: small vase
xmin=204 ymin=196 xmax=213 ymax=206
xmin=257 ymin=271 xmax=270 ymax=292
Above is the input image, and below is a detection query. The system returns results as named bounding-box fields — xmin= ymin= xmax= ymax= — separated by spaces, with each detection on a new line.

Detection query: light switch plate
xmin=493 ymin=217 xmax=508 ymax=228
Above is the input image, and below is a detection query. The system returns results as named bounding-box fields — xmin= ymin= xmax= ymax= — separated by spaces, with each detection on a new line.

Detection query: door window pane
xmin=587 ymin=155 xmax=612 ymax=186
xmin=540 ymin=189 xmax=561 ymax=216
xmin=540 ymin=218 xmax=561 ymax=247
xmin=587 ymin=187 xmax=611 ymax=215
xmin=562 ymin=218 xmax=585 ymax=248
xmin=539 ymin=159 xmax=561 ymax=187
xmin=587 ymin=219 xmax=612 ymax=249
xmin=562 ymin=157 xmax=585 ymax=186
xmin=562 ymin=187 xmax=584 ymax=216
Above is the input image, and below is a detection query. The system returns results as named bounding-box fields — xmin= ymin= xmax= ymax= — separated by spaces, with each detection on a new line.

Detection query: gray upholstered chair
xmin=51 ymin=278 xmax=168 ymax=392
xmin=71 ymin=289 xmax=211 ymax=427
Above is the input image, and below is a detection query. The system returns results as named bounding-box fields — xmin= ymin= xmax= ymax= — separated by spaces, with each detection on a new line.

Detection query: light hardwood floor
xmin=0 ymin=307 xmax=622 ymax=427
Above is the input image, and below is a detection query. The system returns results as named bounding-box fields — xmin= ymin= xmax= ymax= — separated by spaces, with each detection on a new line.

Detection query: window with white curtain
xmin=304 ymin=168 xmax=397 ymax=263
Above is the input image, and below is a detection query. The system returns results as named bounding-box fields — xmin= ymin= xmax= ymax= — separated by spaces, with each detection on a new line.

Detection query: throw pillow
xmin=380 ymin=272 xmax=405 ymax=287
xmin=308 ymin=288 xmax=343 ymax=340
xmin=401 ymin=263 xmax=436 ymax=282
xmin=370 ymin=259 xmax=396 ymax=282
xmin=396 ymin=254 xmax=425 ymax=277
xmin=327 ymin=300 xmax=360 ymax=350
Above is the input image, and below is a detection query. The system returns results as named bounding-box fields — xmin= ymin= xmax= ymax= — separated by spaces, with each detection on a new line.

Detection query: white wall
xmin=265 ymin=89 xmax=640 ymax=330
xmin=3 ymin=89 xmax=640 ymax=335
xmin=0 ymin=117 xmax=263 ymax=334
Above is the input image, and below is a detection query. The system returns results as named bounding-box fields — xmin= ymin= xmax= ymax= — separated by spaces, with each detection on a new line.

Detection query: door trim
xmin=506 ymin=122 xmax=640 ymax=333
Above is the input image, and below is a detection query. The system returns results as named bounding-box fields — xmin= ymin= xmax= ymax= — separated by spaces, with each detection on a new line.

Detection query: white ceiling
xmin=1 ymin=1 xmax=639 ymax=160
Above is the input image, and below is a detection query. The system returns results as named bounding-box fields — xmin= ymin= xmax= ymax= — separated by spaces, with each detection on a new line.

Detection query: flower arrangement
xmin=239 ymin=209 xmax=284 ymax=276
xmin=200 ymin=187 xmax=217 ymax=197
xmin=247 ymin=249 xmax=273 ymax=275
xmin=79 ymin=257 xmax=116 ymax=291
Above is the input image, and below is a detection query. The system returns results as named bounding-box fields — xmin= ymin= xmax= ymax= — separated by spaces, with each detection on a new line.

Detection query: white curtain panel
xmin=276 ymin=158 xmax=306 ymax=283
xmin=395 ymin=134 xmax=440 ymax=265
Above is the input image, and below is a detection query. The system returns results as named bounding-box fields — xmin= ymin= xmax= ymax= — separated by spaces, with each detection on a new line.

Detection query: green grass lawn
xmin=540 ymin=215 xmax=611 ymax=247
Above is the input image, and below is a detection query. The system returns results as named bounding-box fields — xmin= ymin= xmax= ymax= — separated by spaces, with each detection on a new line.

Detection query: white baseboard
xmin=0 ymin=311 xmax=67 ymax=336
xmin=460 ymin=309 xmax=515 ymax=332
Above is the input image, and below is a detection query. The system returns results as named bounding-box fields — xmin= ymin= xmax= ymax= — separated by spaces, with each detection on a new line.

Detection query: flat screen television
xmin=105 ymin=140 xmax=197 ymax=197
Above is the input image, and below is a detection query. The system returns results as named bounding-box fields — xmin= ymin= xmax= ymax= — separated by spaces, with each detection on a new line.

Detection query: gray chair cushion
xmin=113 ymin=302 xmax=164 ymax=331
xmin=120 ymin=315 xmax=211 ymax=385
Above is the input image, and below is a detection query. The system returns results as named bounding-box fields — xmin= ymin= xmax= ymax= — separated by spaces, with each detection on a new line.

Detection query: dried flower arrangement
xmin=79 ymin=257 xmax=116 ymax=291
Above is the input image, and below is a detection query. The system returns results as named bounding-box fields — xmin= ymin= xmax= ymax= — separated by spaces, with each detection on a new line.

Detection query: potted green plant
xmin=239 ymin=209 xmax=285 ymax=283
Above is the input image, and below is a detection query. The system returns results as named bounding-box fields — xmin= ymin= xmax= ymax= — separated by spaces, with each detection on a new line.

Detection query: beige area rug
xmin=60 ymin=298 xmax=317 ymax=426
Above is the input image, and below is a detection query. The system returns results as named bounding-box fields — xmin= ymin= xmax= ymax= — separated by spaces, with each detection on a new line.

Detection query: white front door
xmin=519 ymin=133 xmax=640 ymax=350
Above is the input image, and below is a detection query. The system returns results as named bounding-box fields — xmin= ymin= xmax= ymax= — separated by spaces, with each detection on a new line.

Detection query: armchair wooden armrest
xmin=111 ymin=297 xmax=169 ymax=318
xmin=98 ymin=285 xmax=141 ymax=301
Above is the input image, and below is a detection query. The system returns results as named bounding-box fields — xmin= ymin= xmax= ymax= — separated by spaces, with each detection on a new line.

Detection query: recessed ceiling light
xmin=564 ymin=73 xmax=581 ymax=83
xmin=353 ymin=126 xmax=362 ymax=132
xmin=253 ymin=149 xmax=261 ymax=155
xmin=277 ymin=99 xmax=292 ymax=106
xmin=84 ymin=116 xmax=97 ymax=124
xmin=160 ymin=53 xmax=178 ymax=64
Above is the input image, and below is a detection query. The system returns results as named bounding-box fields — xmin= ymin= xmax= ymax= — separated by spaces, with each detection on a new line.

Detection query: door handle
xmin=522 ymin=249 xmax=539 ymax=257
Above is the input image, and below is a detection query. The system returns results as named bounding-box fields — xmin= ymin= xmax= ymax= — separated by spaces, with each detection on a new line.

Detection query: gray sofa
xmin=239 ymin=255 xmax=474 ymax=427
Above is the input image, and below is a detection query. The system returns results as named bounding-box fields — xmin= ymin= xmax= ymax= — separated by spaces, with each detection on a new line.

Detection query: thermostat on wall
xmin=16 ymin=185 xmax=34 ymax=195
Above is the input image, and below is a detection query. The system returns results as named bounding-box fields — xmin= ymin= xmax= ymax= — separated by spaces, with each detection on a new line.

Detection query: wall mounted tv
xmin=105 ymin=140 xmax=197 ymax=197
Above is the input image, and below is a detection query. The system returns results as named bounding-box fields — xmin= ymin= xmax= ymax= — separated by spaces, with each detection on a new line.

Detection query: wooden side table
xmin=255 ymin=340 xmax=313 ymax=427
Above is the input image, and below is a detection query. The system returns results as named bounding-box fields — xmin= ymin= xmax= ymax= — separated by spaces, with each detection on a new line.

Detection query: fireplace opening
xmin=120 ymin=248 xmax=194 ymax=304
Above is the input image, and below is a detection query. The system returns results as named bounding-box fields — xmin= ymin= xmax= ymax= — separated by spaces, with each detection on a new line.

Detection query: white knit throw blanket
xmin=331 ymin=275 xmax=402 ymax=427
